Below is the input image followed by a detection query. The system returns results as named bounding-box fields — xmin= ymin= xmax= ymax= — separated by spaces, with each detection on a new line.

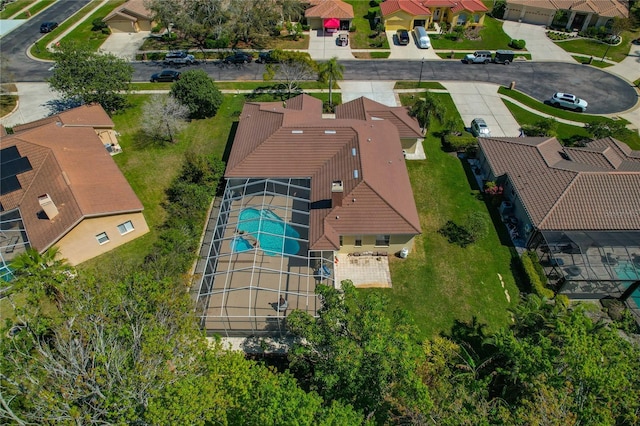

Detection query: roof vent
xmin=324 ymin=130 xmax=336 ymax=134
xmin=367 ymin=138 xmax=372 ymax=142
xmin=353 ymin=170 xmax=359 ymax=178
xmin=292 ymin=130 xmax=303 ymax=134
xmin=38 ymin=193 xmax=59 ymax=220
xmin=352 ymin=148 xmax=357 ymax=156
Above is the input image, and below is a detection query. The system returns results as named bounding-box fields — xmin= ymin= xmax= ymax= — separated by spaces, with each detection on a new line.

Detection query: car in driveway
xmin=163 ymin=51 xmax=195 ymax=65
xmin=396 ymin=29 xmax=410 ymax=45
xmin=150 ymin=69 xmax=181 ymax=82
xmin=337 ymin=33 xmax=349 ymax=46
xmin=223 ymin=52 xmax=253 ymax=64
xmin=470 ymin=118 xmax=491 ymax=137
xmin=256 ymin=50 xmax=278 ymax=64
xmin=549 ymin=92 xmax=588 ymax=112
xmin=40 ymin=22 xmax=58 ymax=33
xmin=463 ymin=50 xmax=492 ymax=64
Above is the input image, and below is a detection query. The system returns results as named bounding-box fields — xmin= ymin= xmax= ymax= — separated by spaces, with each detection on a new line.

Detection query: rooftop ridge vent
xmin=353 ymin=169 xmax=359 ymax=179
xmin=352 ymin=148 xmax=357 ymax=156
xmin=324 ymin=130 xmax=336 ymax=134
xmin=291 ymin=130 xmax=303 ymax=134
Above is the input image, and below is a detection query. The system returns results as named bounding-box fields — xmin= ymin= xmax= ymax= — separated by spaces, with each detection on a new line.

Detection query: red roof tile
xmin=305 ymin=0 xmax=354 ymax=19
xmin=380 ymin=0 xmax=431 ymax=16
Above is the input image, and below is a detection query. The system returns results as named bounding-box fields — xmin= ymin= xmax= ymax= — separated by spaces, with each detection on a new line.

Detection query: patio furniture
xmin=550 ymin=257 xmax=564 ymax=267
xmin=566 ymin=265 xmax=582 ymax=276
xmin=605 ymin=252 xmax=618 ymax=265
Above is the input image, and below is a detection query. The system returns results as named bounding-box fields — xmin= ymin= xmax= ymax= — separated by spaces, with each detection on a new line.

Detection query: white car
xmin=549 ymin=92 xmax=588 ymax=112
xmin=470 ymin=118 xmax=491 ymax=137
xmin=164 ymin=51 xmax=195 ymax=65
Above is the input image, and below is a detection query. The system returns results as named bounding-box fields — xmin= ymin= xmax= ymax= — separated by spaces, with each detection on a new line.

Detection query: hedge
xmin=442 ymin=134 xmax=477 ymax=152
xmin=509 ymin=39 xmax=526 ymax=49
xmin=521 ymin=252 xmax=554 ymax=298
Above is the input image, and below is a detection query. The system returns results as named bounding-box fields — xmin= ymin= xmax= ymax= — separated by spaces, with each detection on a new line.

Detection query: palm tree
xmin=10 ymin=247 xmax=72 ymax=305
xmin=409 ymin=91 xmax=446 ymax=132
xmin=318 ymin=56 xmax=344 ymax=108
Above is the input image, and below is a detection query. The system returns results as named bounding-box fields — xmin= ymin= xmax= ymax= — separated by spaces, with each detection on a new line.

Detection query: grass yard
xmin=0 ymin=95 xmax=18 ymax=116
xmin=345 ymin=0 xmax=389 ymax=49
xmin=571 ymin=55 xmax=613 ymax=68
xmin=0 ymin=0 xmax=36 ymax=19
xmin=555 ymin=30 xmax=640 ymax=62
xmin=394 ymin=81 xmax=446 ymax=90
xmin=59 ymin=0 xmax=126 ymax=51
xmin=13 ymin=0 xmax=53 ymax=19
xmin=370 ymin=93 xmax=520 ymax=340
xmin=30 ymin=0 xmax=103 ymax=59
xmin=430 ymin=17 xmax=512 ymax=50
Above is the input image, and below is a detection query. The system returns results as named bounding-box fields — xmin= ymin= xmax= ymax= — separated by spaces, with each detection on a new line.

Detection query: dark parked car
xmin=396 ymin=29 xmax=410 ymax=45
xmin=223 ymin=52 xmax=253 ymax=64
xmin=40 ymin=22 xmax=58 ymax=33
xmin=256 ymin=50 xmax=278 ymax=64
xmin=150 ymin=70 xmax=181 ymax=82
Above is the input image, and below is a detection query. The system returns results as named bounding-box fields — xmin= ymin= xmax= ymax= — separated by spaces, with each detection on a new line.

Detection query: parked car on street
xmin=256 ymin=50 xmax=278 ymax=64
xmin=163 ymin=51 xmax=195 ymax=65
xmin=40 ymin=22 xmax=58 ymax=33
xmin=463 ymin=50 xmax=492 ymax=64
xmin=470 ymin=118 xmax=491 ymax=137
xmin=549 ymin=92 xmax=588 ymax=112
xmin=337 ymin=33 xmax=349 ymax=46
xmin=150 ymin=70 xmax=181 ymax=82
xmin=493 ymin=49 xmax=514 ymax=64
xmin=223 ymin=51 xmax=253 ymax=64
xmin=396 ymin=29 xmax=410 ymax=45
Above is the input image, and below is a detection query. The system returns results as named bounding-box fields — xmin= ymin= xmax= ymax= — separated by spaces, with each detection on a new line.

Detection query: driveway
xmin=385 ymin=30 xmax=439 ymax=60
xmin=0 ymin=83 xmax=60 ymax=127
xmin=443 ymin=82 xmax=521 ymax=137
xmin=307 ymin=29 xmax=353 ymax=60
xmin=502 ymin=21 xmax=577 ymax=63
xmin=338 ymin=81 xmax=398 ymax=106
xmin=99 ymin=31 xmax=150 ymax=60
xmin=607 ymin=41 xmax=640 ymax=82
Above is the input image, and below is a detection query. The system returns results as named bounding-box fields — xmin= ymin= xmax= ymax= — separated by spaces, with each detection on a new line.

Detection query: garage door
xmin=521 ymin=10 xmax=553 ymax=25
xmin=383 ymin=16 xmax=411 ymax=31
xmin=107 ymin=19 xmax=134 ymax=33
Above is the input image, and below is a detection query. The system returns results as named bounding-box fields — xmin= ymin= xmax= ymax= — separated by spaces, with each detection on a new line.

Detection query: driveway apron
xmin=307 ymin=29 xmax=354 ymax=60
xmin=385 ymin=30 xmax=440 ymax=60
xmin=338 ymin=81 xmax=398 ymax=106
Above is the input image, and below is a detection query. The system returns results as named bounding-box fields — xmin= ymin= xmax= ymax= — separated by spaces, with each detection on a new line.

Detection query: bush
xmin=521 ymin=117 xmax=558 ymax=137
xmin=521 ymin=252 xmax=554 ymax=298
xmin=490 ymin=0 xmax=506 ymax=19
xmin=438 ymin=221 xmax=474 ymax=248
xmin=509 ymin=39 xmax=526 ymax=49
xmin=442 ymin=134 xmax=477 ymax=152
xmin=349 ymin=23 xmax=356 ymax=32
xmin=91 ymin=18 xmax=107 ymax=32
xmin=205 ymin=36 xmax=229 ymax=49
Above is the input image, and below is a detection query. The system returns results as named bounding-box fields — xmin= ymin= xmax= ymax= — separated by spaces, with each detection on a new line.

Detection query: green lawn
xmin=430 ymin=16 xmax=513 ymax=50
xmin=571 ymin=55 xmax=613 ymax=68
xmin=344 ymin=0 xmax=389 ymax=49
xmin=59 ymin=0 xmax=126 ymax=51
xmin=555 ymin=30 xmax=640 ymax=62
xmin=394 ymin=81 xmax=446 ymax=90
xmin=130 ymin=81 xmax=335 ymax=91
xmin=0 ymin=0 xmax=36 ymax=19
xmin=14 ymin=0 xmax=53 ymax=19
xmin=30 ymin=0 xmax=103 ymax=59
xmin=371 ymin=93 xmax=520 ymax=340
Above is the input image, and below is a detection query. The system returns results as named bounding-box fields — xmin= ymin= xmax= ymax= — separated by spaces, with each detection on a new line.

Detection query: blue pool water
xmin=237 ymin=208 xmax=300 ymax=256
xmin=615 ymin=262 xmax=640 ymax=308
xmin=230 ymin=236 xmax=253 ymax=253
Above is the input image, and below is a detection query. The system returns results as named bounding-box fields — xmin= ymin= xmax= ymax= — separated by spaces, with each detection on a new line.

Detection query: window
xmin=474 ymin=14 xmax=480 ymax=23
xmin=96 ymin=232 xmax=109 ymax=245
xmin=117 ymin=220 xmax=134 ymax=235
xmin=355 ymin=236 xmax=362 ymax=247
xmin=375 ymin=235 xmax=390 ymax=247
xmin=339 ymin=236 xmax=343 ymax=247
xmin=457 ymin=13 xmax=467 ymax=25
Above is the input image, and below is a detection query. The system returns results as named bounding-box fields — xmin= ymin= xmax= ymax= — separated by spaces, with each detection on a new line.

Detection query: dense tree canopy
xmin=170 ymin=69 xmax=223 ymax=119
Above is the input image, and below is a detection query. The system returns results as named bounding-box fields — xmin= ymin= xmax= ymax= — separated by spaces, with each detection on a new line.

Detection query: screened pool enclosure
xmin=196 ymin=178 xmax=336 ymax=337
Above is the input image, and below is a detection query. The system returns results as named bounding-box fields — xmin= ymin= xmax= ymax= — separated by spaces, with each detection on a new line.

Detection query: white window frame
xmin=117 ymin=220 xmax=135 ymax=235
xmin=96 ymin=232 xmax=110 ymax=245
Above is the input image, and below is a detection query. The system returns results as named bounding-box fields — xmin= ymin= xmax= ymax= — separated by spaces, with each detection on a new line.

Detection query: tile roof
xmin=1 ymin=107 xmax=143 ymax=252
xmin=12 ymin=103 xmax=114 ymax=133
xmin=335 ymin=97 xmax=423 ymax=139
xmin=380 ymin=0 xmax=431 ymax=16
xmin=506 ymin=0 xmax=628 ymax=18
xmin=104 ymin=0 xmax=153 ymax=22
xmin=305 ymin=0 xmax=354 ymax=19
xmin=226 ymin=94 xmax=421 ymax=250
xmin=422 ymin=0 xmax=488 ymax=12
xmin=478 ymin=136 xmax=640 ymax=231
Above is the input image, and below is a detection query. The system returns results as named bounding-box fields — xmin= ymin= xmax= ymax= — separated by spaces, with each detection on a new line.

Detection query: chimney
xmin=331 ymin=180 xmax=343 ymax=208
xmin=38 ymin=194 xmax=59 ymax=219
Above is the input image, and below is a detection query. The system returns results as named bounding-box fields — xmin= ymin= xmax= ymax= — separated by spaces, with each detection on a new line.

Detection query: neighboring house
xmin=197 ymin=94 xmax=421 ymax=336
xmin=0 ymin=104 xmax=149 ymax=268
xmin=381 ymin=0 xmax=488 ymax=31
xmin=476 ymin=136 xmax=640 ymax=301
xmin=102 ymin=0 xmax=154 ymax=33
xmin=304 ymin=0 xmax=354 ymax=31
xmin=503 ymin=0 xmax=628 ymax=31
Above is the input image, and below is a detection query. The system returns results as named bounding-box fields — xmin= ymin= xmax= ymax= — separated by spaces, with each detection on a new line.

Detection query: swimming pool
xmin=230 ymin=236 xmax=253 ymax=253
xmin=615 ymin=262 xmax=640 ymax=308
xmin=237 ymin=208 xmax=300 ymax=256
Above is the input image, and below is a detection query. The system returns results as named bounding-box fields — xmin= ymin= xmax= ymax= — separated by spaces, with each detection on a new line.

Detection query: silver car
xmin=549 ymin=92 xmax=588 ymax=112
xmin=470 ymin=118 xmax=491 ymax=137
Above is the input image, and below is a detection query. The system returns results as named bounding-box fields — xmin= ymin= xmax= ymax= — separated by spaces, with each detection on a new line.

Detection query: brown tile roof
xmin=305 ymin=0 xmax=354 ymax=19
xmin=380 ymin=0 xmax=431 ymax=16
xmin=0 ymin=109 xmax=143 ymax=252
xmin=226 ymin=94 xmax=421 ymax=250
xmin=104 ymin=0 xmax=153 ymax=22
xmin=478 ymin=136 xmax=640 ymax=231
xmin=335 ymin=97 xmax=423 ymax=139
xmin=422 ymin=0 xmax=488 ymax=12
xmin=506 ymin=0 xmax=628 ymax=18
xmin=12 ymin=103 xmax=114 ymax=133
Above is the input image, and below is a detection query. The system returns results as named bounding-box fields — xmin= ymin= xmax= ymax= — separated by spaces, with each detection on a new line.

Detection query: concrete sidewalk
xmin=502 ymin=21 xmax=577 ymax=63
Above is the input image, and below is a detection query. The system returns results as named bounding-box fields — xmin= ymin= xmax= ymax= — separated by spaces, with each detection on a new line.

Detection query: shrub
xmin=509 ymin=39 xmax=526 ymax=49
xmin=521 ymin=117 xmax=558 ymax=137
xmin=438 ymin=220 xmax=474 ymax=248
xmin=205 ymin=36 xmax=229 ymax=49
xmin=91 ymin=18 xmax=107 ymax=32
xmin=521 ymin=252 xmax=554 ymax=298
xmin=349 ymin=23 xmax=356 ymax=32
xmin=490 ymin=0 xmax=506 ymax=19
xmin=442 ymin=134 xmax=477 ymax=152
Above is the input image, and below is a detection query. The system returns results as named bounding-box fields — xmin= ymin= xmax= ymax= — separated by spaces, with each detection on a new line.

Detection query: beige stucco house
xmin=503 ymin=0 xmax=628 ymax=31
xmin=304 ymin=0 xmax=354 ymax=31
xmin=103 ymin=0 xmax=154 ymax=33
xmin=0 ymin=104 xmax=149 ymax=266
xmin=381 ymin=0 xmax=488 ymax=31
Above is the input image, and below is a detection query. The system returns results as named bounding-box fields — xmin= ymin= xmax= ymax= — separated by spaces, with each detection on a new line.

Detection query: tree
xmin=170 ymin=69 xmax=223 ymax=119
xmin=264 ymin=50 xmax=317 ymax=99
xmin=317 ymin=57 xmax=344 ymax=108
xmin=286 ymin=281 xmax=431 ymax=423
xmin=521 ymin=117 xmax=558 ymax=137
xmin=144 ymin=0 xmax=187 ymax=36
xmin=409 ymin=92 xmax=445 ymax=132
xmin=141 ymin=94 xmax=189 ymax=143
xmin=226 ymin=0 xmax=280 ymax=45
xmin=48 ymin=42 xmax=133 ymax=113
xmin=584 ymin=120 xmax=628 ymax=139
